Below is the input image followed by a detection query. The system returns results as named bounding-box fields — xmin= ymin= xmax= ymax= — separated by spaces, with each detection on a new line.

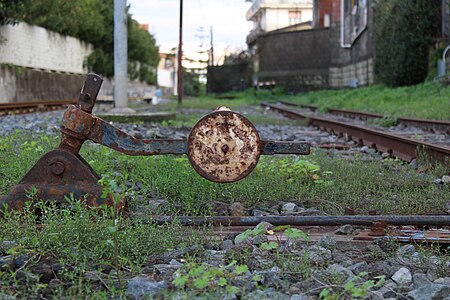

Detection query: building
xmin=157 ymin=52 xmax=177 ymax=95
xmin=246 ymin=0 xmax=314 ymax=46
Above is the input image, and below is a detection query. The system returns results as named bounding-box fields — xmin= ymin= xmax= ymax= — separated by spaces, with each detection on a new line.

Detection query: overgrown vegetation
xmin=374 ymin=0 xmax=441 ymax=87
xmin=1 ymin=130 xmax=448 ymax=216
xmin=1 ymin=0 xmax=159 ymax=83
xmin=284 ymin=81 xmax=450 ymax=120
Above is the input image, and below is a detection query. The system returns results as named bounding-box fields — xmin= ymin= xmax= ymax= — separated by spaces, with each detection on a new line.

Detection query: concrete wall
xmin=0 ymin=22 xmax=93 ymax=73
xmin=0 ymin=65 xmax=156 ymax=103
xmin=0 ymin=23 xmax=156 ymax=103
xmin=0 ymin=66 xmax=85 ymax=103
xmin=258 ymin=28 xmax=331 ymax=91
xmin=256 ymin=0 xmax=375 ymax=92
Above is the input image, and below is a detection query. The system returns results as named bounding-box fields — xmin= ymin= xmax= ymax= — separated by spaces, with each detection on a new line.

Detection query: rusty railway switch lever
xmin=1 ymin=74 xmax=310 ymax=210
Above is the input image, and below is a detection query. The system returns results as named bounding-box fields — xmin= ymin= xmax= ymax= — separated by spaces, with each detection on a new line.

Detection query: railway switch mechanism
xmin=0 ymin=74 xmax=310 ymax=210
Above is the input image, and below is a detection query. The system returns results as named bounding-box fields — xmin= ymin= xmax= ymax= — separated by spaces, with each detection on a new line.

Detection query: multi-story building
xmin=246 ymin=0 xmax=314 ymax=46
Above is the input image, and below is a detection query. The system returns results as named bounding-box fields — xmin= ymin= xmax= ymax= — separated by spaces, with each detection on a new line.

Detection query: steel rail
xmin=139 ymin=215 xmax=450 ymax=226
xmin=278 ymin=100 xmax=450 ymax=133
xmin=262 ymin=103 xmax=450 ymax=165
xmin=0 ymin=100 xmax=76 ymax=115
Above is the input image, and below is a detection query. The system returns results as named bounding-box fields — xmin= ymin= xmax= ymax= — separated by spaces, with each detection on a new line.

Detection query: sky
xmin=127 ymin=0 xmax=253 ymax=64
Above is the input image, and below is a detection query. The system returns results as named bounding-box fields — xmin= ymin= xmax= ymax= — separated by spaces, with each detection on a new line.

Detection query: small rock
xmin=252 ymin=234 xmax=268 ymax=246
xmin=318 ymin=235 xmax=336 ymax=250
xmin=327 ymin=264 xmax=354 ymax=281
xmin=290 ymin=294 xmax=308 ymax=300
xmin=154 ymin=263 xmax=182 ymax=276
xmin=366 ymin=244 xmax=386 ymax=258
xmin=434 ymin=178 xmax=444 ymax=185
xmin=370 ymin=261 xmax=394 ymax=277
xmin=413 ymin=273 xmax=432 ymax=289
xmin=409 ymin=159 xmax=418 ymax=169
xmin=302 ymin=245 xmax=332 ymax=265
xmin=245 ymin=288 xmax=289 ymax=300
xmin=147 ymin=198 xmax=169 ymax=211
xmin=391 ymin=267 xmax=412 ymax=285
xmin=16 ymin=270 xmax=39 ymax=283
xmin=397 ymin=244 xmax=416 ymax=258
xmin=222 ymin=239 xmax=234 ymax=251
xmin=255 ymin=221 xmax=274 ymax=231
xmin=14 ymin=253 xmax=35 ymax=269
xmin=229 ymin=202 xmax=245 ymax=216
xmin=252 ymin=209 xmax=268 ymax=216
xmin=212 ymin=201 xmax=229 ymax=215
xmin=407 ymin=284 xmax=450 ymax=300
xmin=0 ymin=255 xmax=14 ymax=271
xmin=434 ymin=277 xmax=450 ymax=285
xmin=84 ymin=271 xmax=108 ymax=283
xmin=0 ymin=241 xmax=17 ymax=254
xmin=442 ymin=175 xmax=450 ymax=183
xmin=281 ymin=202 xmax=297 ymax=214
xmin=334 ymin=224 xmax=354 ymax=235
xmin=348 ymin=261 xmax=368 ymax=275
xmin=381 ymin=152 xmax=391 ymax=158
xmin=126 ymin=277 xmax=166 ymax=299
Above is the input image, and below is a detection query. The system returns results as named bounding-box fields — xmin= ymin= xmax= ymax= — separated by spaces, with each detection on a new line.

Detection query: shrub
xmin=374 ymin=0 xmax=441 ymax=87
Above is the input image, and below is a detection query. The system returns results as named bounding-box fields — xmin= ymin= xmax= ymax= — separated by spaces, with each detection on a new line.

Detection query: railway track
xmin=262 ymin=102 xmax=450 ymax=166
xmin=279 ymin=100 xmax=450 ymax=134
xmin=0 ymin=100 xmax=76 ymax=116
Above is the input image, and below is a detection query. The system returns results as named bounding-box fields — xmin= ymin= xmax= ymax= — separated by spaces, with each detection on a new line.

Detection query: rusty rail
xmin=279 ymin=100 xmax=450 ymax=133
xmin=262 ymin=103 xmax=450 ymax=165
xmin=141 ymin=215 xmax=450 ymax=226
xmin=0 ymin=100 xmax=76 ymax=116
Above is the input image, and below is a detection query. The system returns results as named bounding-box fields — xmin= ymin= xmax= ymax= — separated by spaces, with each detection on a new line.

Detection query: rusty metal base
xmin=1 ymin=149 xmax=115 ymax=210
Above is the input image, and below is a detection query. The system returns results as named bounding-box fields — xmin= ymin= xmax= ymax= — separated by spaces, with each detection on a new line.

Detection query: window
xmin=288 ymin=10 xmax=302 ymax=25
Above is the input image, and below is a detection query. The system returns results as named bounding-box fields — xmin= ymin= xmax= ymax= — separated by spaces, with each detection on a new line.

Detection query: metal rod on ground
xmin=141 ymin=215 xmax=450 ymax=227
xmin=177 ymin=0 xmax=183 ymax=104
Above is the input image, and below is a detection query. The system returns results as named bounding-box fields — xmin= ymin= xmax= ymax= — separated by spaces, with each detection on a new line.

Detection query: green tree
xmin=0 ymin=0 xmax=26 ymax=25
xmin=374 ymin=0 xmax=441 ymax=87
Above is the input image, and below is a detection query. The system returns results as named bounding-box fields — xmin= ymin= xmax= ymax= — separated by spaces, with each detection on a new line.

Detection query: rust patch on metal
xmin=187 ymin=109 xmax=261 ymax=183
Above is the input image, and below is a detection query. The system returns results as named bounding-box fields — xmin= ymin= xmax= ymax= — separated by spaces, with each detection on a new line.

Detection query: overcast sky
xmin=127 ymin=0 xmax=253 ymax=62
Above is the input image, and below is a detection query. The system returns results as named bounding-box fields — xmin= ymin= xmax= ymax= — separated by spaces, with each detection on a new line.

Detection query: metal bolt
xmin=50 ymin=161 xmax=65 ymax=176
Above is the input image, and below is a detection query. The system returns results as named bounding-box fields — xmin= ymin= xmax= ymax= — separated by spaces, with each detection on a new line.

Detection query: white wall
xmin=0 ymin=22 xmax=93 ymax=74
xmin=264 ymin=8 xmax=313 ymax=31
xmin=157 ymin=69 xmax=174 ymax=88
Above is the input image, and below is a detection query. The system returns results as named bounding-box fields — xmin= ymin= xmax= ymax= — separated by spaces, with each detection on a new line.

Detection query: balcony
xmin=246 ymin=0 xmax=313 ymax=20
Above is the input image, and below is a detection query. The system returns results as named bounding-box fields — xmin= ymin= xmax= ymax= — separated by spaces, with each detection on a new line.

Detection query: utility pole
xmin=208 ymin=26 xmax=214 ymax=94
xmin=210 ymin=26 xmax=214 ymax=66
xmin=177 ymin=0 xmax=183 ymax=104
xmin=112 ymin=0 xmax=133 ymax=113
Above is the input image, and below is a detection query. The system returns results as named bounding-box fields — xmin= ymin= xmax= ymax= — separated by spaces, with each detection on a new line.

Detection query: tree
xmin=0 ymin=0 xmax=25 ymax=25
xmin=374 ymin=0 xmax=441 ymax=87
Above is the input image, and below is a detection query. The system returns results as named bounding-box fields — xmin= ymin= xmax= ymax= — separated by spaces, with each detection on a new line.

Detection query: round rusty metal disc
xmin=187 ymin=110 xmax=261 ymax=183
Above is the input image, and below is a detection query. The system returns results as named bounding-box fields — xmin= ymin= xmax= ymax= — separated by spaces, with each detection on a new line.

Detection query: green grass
xmin=285 ymin=81 xmax=450 ymax=120
xmin=139 ymin=81 xmax=450 ymax=120
xmin=142 ymin=81 xmax=449 ymax=121
xmin=1 ymin=131 xmax=448 ymax=216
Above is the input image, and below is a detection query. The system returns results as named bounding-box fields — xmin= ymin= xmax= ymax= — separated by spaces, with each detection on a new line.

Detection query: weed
xmin=171 ymin=260 xmax=255 ymax=298
xmin=319 ymin=273 xmax=386 ymax=299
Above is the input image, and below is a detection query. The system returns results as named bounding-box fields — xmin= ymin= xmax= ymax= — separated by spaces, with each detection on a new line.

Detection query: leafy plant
xmin=172 ymin=261 xmax=254 ymax=297
xmin=319 ymin=273 xmax=386 ymax=299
